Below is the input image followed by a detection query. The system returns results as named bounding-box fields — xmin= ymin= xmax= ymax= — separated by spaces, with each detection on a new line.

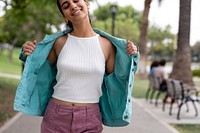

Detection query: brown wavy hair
xmin=57 ymin=0 xmax=73 ymax=28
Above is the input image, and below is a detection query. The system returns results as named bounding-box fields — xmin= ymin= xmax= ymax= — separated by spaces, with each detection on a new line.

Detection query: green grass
xmin=132 ymin=78 xmax=148 ymax=98
xmin=0 ymin=49 xmax=22 ymax=75
xmin=0 ymin=48 xmax=21 ymax=127
xmin=132 ymin=78 xmax=165 ymax=99
xmin=172 ymin=124 xmax=200 ymax=133
xmin=0 ymin=77 xmax=19 ymax=127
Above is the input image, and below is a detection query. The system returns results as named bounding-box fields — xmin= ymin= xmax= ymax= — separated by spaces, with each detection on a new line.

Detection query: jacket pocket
xmin=104 ymin=73 xmax=126 ymax=119
xmin=23 ymin=73 xmax=38 ymax=105
xmin=37 ymin=60 xmax=55 ymax=109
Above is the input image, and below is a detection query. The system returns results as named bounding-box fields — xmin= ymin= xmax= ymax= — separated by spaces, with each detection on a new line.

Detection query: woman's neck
xmin=70 ymin=20 xmax=96 ymax=37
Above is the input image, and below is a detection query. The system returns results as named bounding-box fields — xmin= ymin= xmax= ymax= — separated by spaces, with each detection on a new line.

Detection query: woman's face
xmin=58 ymin=0 xmax=89 ymax=24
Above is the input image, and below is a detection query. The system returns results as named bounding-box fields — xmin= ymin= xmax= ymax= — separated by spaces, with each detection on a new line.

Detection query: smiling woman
xmin=13 ymin=0 xmax=139 ymax=132
xmin=56 ymin=0 xmax=91 ymax=28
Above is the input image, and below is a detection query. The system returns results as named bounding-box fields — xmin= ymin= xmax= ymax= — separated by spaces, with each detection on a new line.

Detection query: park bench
xmin=145 ymin=75 xmax=154 ymax=101
xmin=146 ymin=75 xmax=168 ymax=107
xmin=164 ymin=79 xmax=200 ymax=120
xmin=145 ymin=75 xmax=162 ymax=104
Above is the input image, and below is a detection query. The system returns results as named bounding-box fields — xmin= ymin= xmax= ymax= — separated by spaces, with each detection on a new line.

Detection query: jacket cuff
xmin=19 ymin=48 xmax=27 ymax=63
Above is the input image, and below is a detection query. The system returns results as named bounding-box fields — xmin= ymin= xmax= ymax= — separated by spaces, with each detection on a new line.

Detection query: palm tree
xmin=170 ymin=0 xmax=193 ymax=85
xmin=138 ymin=0 xmax=163 ymax=78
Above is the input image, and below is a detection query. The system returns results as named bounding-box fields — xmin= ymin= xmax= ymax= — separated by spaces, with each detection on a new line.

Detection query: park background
xmin=0 ymin=0 xmax=200 ymax=133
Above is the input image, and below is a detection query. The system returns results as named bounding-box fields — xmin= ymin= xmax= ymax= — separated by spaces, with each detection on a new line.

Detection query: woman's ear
xmin=84 ymin=0 xmax=89 ymax=9
xmin=65 ymin=19 xmax=68 ymax=24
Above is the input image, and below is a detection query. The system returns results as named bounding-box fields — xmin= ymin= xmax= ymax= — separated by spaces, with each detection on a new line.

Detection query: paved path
xmin=0 ymin=73 xmax=21 ymax=79
xmin=0 ymin=99 xmax=179 ymax=133
xmin=135 ymin=99 xmax=200 ymax=124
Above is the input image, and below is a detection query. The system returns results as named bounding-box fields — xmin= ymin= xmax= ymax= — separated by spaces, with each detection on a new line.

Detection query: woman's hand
xmin=22 ymin=40 xmax=37 ymax=56
xmin=126 ymin=40 xmax=138 ymax=55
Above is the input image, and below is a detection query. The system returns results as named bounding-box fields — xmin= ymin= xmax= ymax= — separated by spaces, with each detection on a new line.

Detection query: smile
xmin=72 ymin=10 xmax=81 ymax=16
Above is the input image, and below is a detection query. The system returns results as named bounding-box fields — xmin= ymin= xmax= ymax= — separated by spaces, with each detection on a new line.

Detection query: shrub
xmin=192 ymin=69 xmax=200 ymax=77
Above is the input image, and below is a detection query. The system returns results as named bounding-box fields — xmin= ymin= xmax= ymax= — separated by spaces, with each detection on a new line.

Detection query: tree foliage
xmin=148 ymin=25 xmax=176 ymax=60
xmin=0 ymin=0 xmax=63 ymax=47
xmin=0 ymin=0 xmax=63 ymax=61
xmin=92 ymin=3 xmax=141 ymax=42
xmin=191 ymin=41 xmax=200 ymax=62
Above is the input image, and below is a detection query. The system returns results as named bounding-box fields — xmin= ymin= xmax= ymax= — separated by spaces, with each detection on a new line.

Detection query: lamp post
xmin=110 ymin=4 xmax=118 ymax=36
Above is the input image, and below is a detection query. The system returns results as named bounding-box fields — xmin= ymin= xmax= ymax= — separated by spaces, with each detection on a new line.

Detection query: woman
xmin=14 ymin=0 xmax=139 ymax=132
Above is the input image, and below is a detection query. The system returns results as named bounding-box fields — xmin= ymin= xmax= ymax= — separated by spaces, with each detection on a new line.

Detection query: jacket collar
xmin=41 ymin=28 xmax=125 ymax=44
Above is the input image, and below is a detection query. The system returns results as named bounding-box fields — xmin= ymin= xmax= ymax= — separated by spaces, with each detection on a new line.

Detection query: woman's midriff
xmin=51 ymin=98 xmax=98 ymax=107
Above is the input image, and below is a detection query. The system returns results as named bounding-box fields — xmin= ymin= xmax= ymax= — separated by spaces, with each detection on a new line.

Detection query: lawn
xmin=172 ymin=124 xmax=200 ymax=133
xmin=0 ymin=48 xmax=21 ymax=127
xmin=132 ymin=78 xmax=148 ymax=98
xmin=0 ymin=48 xmax=22 ymax=75
xmin=0 ymin=77 xmax=19 ymax=127
xmin=132 ymin=77 xmax=165 ymax=99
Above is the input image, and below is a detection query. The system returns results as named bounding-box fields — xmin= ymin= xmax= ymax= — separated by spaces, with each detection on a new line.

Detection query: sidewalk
xmin=0 ymin=99 xmax=179 ymax=133
xmin=135 ymin=99 xmax=200 ymax=124
xmin=0 ymin=73 xmax=21 ymax=80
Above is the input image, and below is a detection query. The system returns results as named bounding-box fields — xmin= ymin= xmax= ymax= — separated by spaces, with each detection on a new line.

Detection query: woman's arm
xmin=106 ymin=40 xmax=138 ymax=74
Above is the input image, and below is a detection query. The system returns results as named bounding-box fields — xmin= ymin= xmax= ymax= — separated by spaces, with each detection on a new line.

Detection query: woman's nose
xmin=70 ymin=3 xmax=77 ymax=11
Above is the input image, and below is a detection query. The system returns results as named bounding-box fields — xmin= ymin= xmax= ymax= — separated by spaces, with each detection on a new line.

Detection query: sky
xmin=90 ymin=0 xmax=200 ymax=46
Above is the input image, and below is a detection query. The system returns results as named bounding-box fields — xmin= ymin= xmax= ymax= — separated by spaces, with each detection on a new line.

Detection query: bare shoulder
xmin=99 ymin=36 xmax=112 ymax=48
xmin=98 ymin=35 xmax=115 ymax=53
xmin=48 ymin=35 xmax=67 ymax=65
xmin=54 ymin=35 xmax=67 ymax=48
xmin=53 ymin=35 xmax=68 ymax=56
xmin=98 ymin=35 xmax=115 ymax=62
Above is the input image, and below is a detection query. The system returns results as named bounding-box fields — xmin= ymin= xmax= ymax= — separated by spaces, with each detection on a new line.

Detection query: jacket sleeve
xmin=132 ymin=42 xmax=140 ymax=73
xmin=19 ymin=48 xmax=27 ymax=63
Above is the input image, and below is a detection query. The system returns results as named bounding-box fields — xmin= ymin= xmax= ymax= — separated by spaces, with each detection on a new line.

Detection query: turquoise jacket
xmin=14 ymin=28 xmax=139 ymax=127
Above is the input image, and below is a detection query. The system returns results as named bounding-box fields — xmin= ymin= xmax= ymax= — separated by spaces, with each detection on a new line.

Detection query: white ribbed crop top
xmin=52 ymin=33 xmax=105 ymax=103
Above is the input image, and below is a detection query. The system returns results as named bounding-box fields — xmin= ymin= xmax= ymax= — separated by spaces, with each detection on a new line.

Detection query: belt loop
xmin=56 ymin=102 xmax=60 ymax=113
xmin=86 ymin=106 xmax=88 ymax=116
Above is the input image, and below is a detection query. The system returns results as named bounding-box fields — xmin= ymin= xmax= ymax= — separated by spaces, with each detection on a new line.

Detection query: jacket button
xmin=128 ymin=99 xmax=131 ymax=102
xmin=124 ymin=115 xmax=128 ymax=119
xmin=129 ymin=84 xmax=131 ymax=87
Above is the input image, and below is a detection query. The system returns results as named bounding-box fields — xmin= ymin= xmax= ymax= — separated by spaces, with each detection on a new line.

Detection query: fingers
xmin=33 ymin=40 xmax=37 ymax=45
xmin=23 ymin=40 xmax=37 ymax=56
xmin=126 ymin=40 xmax=138 ymax=55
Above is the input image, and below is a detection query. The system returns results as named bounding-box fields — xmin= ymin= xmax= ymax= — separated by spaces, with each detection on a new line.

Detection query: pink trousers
xmin=41 ymin=100 xmax=103 ymax=133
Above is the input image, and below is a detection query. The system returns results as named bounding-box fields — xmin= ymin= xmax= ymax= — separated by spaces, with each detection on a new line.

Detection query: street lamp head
xmin=110 ymin=3 xmax=118 ymax=16
xmin=110 ymin=3 xmax=118 ymax=36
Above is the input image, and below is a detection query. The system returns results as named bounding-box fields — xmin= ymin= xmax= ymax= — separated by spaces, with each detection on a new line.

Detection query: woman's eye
xmin=74 ymin=0 xmax=78 ymax=2
xmin=63 ymin=4 xmax=69 ymax=9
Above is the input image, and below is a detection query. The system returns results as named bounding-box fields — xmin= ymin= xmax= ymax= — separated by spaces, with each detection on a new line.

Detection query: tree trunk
xmin=8 ymin=38 xmax=18 ymax=62
xmin=170 ymin=0 xmax=193 ymax=85
xmin=8 ymin=47 xmax=13 ymax=62
xmin=138 ymin=0 xmax=152 ymax=78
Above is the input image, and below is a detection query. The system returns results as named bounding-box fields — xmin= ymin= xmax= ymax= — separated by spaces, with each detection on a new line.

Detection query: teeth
xmin=73 ymin=10 xmax=80 ymax=15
